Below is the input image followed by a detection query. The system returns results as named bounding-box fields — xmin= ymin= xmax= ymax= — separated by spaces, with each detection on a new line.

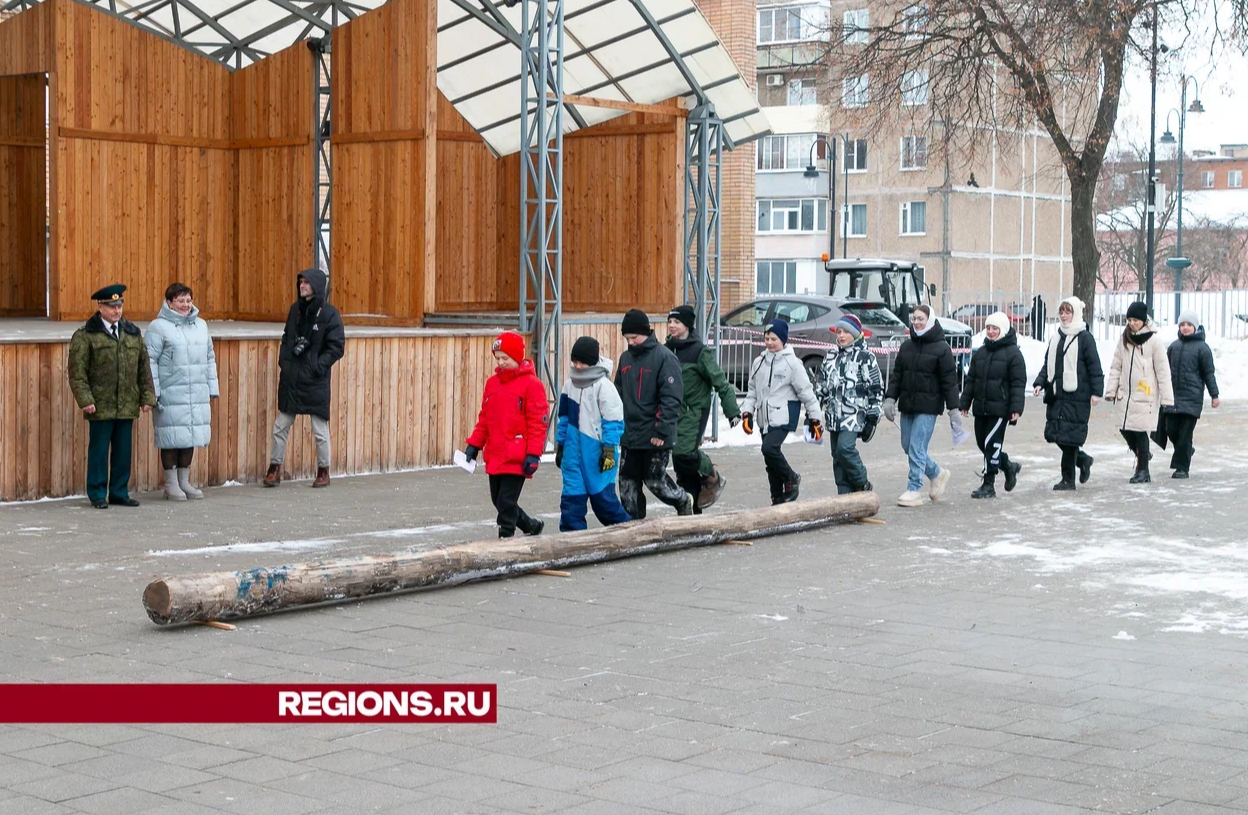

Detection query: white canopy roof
xmin=2 ymin=0 xmax=769 ymax=155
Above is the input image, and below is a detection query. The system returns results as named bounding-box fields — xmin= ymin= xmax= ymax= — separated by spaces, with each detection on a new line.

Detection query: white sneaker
xmin=929 ymin=468 xmax=952 ymax=501
xmin=897 ymin=490 xmax=924 ymax=507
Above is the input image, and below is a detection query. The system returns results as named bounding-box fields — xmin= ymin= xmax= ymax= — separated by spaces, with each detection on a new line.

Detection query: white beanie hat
xmin=1060 ymin=296 xmax=1085 ymax=315
xmin=1177 ymin=310 xmax=1200 ymax=327
xmin=985 ymin=311 xmax=1011 ymax=335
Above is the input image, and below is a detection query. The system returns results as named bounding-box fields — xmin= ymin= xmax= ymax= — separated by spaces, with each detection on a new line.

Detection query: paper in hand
xmin=950 ymin=418 xmax=970 ymax=447
xmin=453 ymin=449 xmax=477 ymax=474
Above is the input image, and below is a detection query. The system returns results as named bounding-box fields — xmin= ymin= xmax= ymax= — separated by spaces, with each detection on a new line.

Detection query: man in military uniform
xmin=67 ymin=284 xmax=157 ymax=509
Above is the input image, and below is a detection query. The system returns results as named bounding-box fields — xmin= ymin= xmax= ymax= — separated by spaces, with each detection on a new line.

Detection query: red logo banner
xmin=0 ymin=684 xmax=497 ymax=724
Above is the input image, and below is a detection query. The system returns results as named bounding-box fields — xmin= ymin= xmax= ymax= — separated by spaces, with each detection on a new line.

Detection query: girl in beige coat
xmin=1103 ymin=301 xmax=1174 ymax=483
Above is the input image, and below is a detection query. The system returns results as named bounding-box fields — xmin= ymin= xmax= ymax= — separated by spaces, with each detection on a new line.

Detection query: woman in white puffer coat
xmin=1103 ymin=300 xmax=1173 ymax=484
xmin=145 ymin=282 xmax=220 ymax=501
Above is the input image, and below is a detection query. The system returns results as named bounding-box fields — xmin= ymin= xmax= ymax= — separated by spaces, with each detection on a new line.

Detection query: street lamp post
xmin=804 ymin=136 xmax=835 ymax=259
xmin=1145 ymin=7 xmax=1159 ymax=313
xmin=1159 ymin=76 xmax=1202 ymax=322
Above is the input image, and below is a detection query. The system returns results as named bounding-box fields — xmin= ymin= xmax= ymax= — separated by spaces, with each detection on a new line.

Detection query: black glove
xmin=860 ymin=415 xmax=878 ymax=444
xmin=599 ymin=446 xmax=617 ymax=473
xmin=806 ymin=417 xmax=824 ymax=442
xmin=729 ymin=415 xmax=741 ymax=428
xmin=555 ymin=444 xmax=564 ymax=469
xmin=522 ymin=454 xmax=540 ymax=477
xmin=741 ymin=412 xmax=754 ymax=435
xmin=464 ymin=444 xmax=479 ymax=462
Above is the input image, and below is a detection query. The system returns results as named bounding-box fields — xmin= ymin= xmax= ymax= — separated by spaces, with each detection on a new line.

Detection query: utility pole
xmin=1144 ymin=4 xmax=1158 ymax=312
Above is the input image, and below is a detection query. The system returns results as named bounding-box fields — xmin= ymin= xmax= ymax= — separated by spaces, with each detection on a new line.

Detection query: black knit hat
xmin=621 ymin=308 xmax=652 ymax=336
xmin=667 ymin=304 xmax=696 ymax=331
xmin=570 ymin=336 xmax=600 ymax=366
xmin=1126 ymin=301 xmax=1149 ymax=322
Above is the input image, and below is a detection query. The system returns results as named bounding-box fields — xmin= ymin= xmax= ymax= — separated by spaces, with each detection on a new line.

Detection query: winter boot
xmin=163 ymin=469 xmax=187 ymax=501
xmin=767 ymin=470 xmax=785 ymax=505
xmin=971 ymin=474 xmax=996 ymax=499
xmin=1003 ymin=460 xmax=1021 ymax=492
xmin=1052 ymin=479 xmax=1076 ymax=491
xmin=854 ymin=480 xmax=873 ymax=493
xmin=1172 ymin=470 xmax=1189 ymax=479
xmin=524 ymin=518 xmax=545 ymax=536
xmin=263 ymin=464 xmax=281 ymax=487
xmin=697 ymin=468 xmax=727 ymax=509
xmin=312 ymin=467 xmax=330 ymax=488
xmin=782 ymin=473 xmax=801 ymax=503
xmin=1078 ymin=454 xmax=1094 ymax=484
xmin=177 ymin=467 xmax=203 ymax=499
xmin=676 ymin=493 xmax=695 ymax=516
xmin=1129 ymin=448 xmax=1150 ymax=484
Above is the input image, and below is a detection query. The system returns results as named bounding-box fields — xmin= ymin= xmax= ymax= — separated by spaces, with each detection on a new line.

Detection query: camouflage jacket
xmin=68 ymin=313 xmax=157 ymax=421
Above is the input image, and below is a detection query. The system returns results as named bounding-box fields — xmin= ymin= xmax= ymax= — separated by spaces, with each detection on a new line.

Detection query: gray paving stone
xmin=8 ymin=772 xmax=120 ymax=803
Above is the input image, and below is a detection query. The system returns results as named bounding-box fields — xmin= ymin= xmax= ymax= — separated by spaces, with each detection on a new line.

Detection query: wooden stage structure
xmin=0 ymin=0 xmax=762 ymax=502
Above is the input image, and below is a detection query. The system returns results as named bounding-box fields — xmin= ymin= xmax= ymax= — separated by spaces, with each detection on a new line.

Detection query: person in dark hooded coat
xmin=1164 ymin=311 xmax=1220 ymax=478
xmin=959 ymin=312 xmax=1027 ymax=499
xmin=264 ymin=268 xmax=345 ymax=489
xmin=1032 ymin=296 xmax=1103 ymax=490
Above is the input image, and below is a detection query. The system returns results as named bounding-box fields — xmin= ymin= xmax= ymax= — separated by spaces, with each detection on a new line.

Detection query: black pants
xmin=1166 ymin=413 xmax=1198 ymax=473
xmin=159 ymin=448 xmax=194 ymax=470
xmin=87 ymin=419 xmax=134 ymax=503
xmin=670 ymin=455 xmax=703 ymax=515
xmin=618 ymin=447 xmax=687 ymax=519
xmin=974 ymin=416 xmax=1012 ymax=478
xmin=1120 ymin=429 xmax=1150 ymax=470
xmin=489 ymin=474 xmax=537 ymax=537
xmin=761 ymin=427 xmax=798 ymax=502
xmin=1057 ymin=444 xmax=1092 ymax=483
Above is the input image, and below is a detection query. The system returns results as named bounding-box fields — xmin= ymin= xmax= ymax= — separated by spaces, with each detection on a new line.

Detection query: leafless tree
xmin=817 ymin=0 xmax=1248 ymax=320
xmin=1095 ymin=143 xmax=1178 ymax=290
xmin=1184 ymin=213 xmax=1248 ymax=289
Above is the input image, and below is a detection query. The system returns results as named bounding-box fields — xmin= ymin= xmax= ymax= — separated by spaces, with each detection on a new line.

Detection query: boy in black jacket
xmin=615 ymin=309 xmax=695 ymax=518
xmin=960 ymin=312 xmax=1027 ymax=498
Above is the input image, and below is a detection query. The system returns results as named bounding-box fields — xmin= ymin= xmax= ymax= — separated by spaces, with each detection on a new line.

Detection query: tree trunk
xmin=1069 ymin=173 xmax=1099 ymax=321
xmin=143 ymin=493 xmax=882 ymax=626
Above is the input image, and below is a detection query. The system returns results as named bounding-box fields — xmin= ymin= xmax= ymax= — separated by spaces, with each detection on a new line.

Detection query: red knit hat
xmin=493 ymin=331 xmax=526 ymax=363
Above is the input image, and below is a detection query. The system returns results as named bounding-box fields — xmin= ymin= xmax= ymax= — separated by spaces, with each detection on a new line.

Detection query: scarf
xmin=912 ymin=319 xmax=935 ymax=337
xmin=1047 ymin=297 xmax=1087 ymax=393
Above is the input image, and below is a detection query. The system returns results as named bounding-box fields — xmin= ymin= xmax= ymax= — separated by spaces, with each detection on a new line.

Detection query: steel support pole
xmin=311 ymin=35 xmax=332 ymax=285
xmin=1174 ymin=80 xmax=1186 ymax=321
xmin=519 ymin=0 xmax=565 ymax=436
xmin=1145 ymin=7 xmax=1158 ymax=313
xmin=683 ymin=104 xmax=723 ymax=438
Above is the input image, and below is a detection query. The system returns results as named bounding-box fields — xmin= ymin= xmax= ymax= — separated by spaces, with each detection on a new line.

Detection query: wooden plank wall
xmin=0 ymin=74 xmax=46 ymax=316
xmin=332 ymin=0 xmax=437 ymax=323
xmin=231 ymin=43 xmax=314 ymax=320
xmin=52 ymin=0 xmax=235 ymax=321
xmin=0 ymin=332 xmax=497 ymax=501
xmin=0 ymin=0 xmax=51 ymax=76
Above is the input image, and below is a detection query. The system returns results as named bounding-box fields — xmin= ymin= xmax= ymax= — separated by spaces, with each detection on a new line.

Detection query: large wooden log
xmin=142 ymin=494 xmax=880 ymax=626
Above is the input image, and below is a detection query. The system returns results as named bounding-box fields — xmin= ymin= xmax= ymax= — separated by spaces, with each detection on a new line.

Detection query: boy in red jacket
xmin=464 ymin=332 xmax=549 ymax=537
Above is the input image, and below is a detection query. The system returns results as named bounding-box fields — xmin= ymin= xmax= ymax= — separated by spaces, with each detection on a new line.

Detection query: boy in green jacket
xmin=665 ymin=305 xmax=741 ymax=511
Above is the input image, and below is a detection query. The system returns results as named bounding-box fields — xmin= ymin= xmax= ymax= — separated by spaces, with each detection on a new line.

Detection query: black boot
xmin=767 ymin=469 xmax=785 ymax=505
xmin=1003 ymin=460 xmax=1021 ymax=492
xmin=782 ymin=473 xmax=801 ymax=503
xmin=1172 ymin=470 xmax=1189 ymax=479
xmin=1129 ymin=449 xmax=1150 ymax=484
xmin=1078 ymin=454 xmax=1094 ymax=484
xmin=1053 ymin=479 xmax=1076 ymax=491
xmin=971 ymin=474 xmax=996 ymax=499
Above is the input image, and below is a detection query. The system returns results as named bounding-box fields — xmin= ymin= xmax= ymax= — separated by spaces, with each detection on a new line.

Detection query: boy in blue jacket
xmin=556 ymin=337 xmax=633 ymax=531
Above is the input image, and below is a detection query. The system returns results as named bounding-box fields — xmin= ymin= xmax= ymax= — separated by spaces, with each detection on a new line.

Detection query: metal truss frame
xmin=308 ymin=33 xmax=332 ymax=284
xmin=518 ymin=0 xmax=565 ymax=423
xmin=683 ymin=102 xmax=724 ymax=438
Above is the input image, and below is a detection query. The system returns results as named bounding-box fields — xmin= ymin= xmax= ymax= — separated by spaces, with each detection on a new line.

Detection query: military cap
xmin=91 ymin=284 xmax=126 ymax=304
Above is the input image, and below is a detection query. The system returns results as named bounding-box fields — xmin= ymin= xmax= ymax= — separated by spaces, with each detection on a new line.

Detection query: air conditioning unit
xmin=766 ymin=74 xmax=785 ymax=87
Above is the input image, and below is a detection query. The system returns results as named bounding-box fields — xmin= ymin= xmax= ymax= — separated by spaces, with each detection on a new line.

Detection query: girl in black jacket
xmin=1032 ymin=297 xmax=1104 ymax=490
xmin=960 ymin=312 xmax=1027 ymax=498
xmin=1165 ymin=311 xmax=1220 ymax=478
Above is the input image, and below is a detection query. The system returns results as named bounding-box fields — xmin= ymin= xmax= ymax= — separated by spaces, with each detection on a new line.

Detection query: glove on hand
xmin=555 ymin=444 xmax=563 ymax=469
xmin=860 ymin=415 xmax=879 ymax=444
xmin=882 ymin=398 xmax=897 ymax=423
xmin=522 ymin=454 xmax=541 ymax=477
xmin=599 ymin=446 xmax=616 ymax=473
xmin=806 ymin=417 xmax=824 ymax=442
xmin=729 ymin=415 xmax=741 ymax=429
xmin=741 ymin=413 xmax=754 ymax=435
xmin=464 ymin=444 xmax=480 ymax=462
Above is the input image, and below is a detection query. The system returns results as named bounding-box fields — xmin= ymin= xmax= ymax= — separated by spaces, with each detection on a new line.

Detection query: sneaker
xmin=1079 ymin=455 xmax=1094 ymax=484
xmin=1172 ymin=470 xmax=1189 ymax=479
xmin=677 ymin=493 xmax=695 ymax=516
xmin=1052 ymin=480 xmax=1076 ymax=491
xmin=1003 ymin=462 xmax=1021 ymax=492
xmin=525 ymin=518 xmax=545 ymax=536
xmin=897 ymin=490 xmax=924 ymax=507
xmin=782 ymin=473 xmax=801 ymax=503
xmin=855 ymin=480 xmax=873 ymax=493
xmin=928 ymin=468 xmax=952 ymax=501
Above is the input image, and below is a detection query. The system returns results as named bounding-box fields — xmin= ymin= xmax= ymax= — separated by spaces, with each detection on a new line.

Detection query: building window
xmin=1231 ymin=170 xmax=1243 ymax=188
xmin=844 ymin=138 xmax=868 ymax=172
xmin=757 ymin=261 xmax=798 ymax=294
xmin=842 ymin=8 xmax=868 ymax=43
xmin=843 ymin=203 xmax=867 ymax=237
xmin=757 ymin=198 xmax=829 ymax=232
xmin=901 ymin=70 xmax=929 ymax=106
xmin=900 ymin=135 xmax=927 ymax=170
xmin=758 ymin=4 xmax=828 ymax=45
xmin=787 ymin=78 xmax=817 ymax=106
xmin=900 ymin=200 xmax=927 ymax=235
xmin=842 ymin=74 xmax=869 ymax=108
xmin=902 ymin=4 xmax=927 ymax=38
xmin=1202 ymin=171 xmax=1215 ymax=188
xmin=756 ymin=133 xmax=829 ymax=172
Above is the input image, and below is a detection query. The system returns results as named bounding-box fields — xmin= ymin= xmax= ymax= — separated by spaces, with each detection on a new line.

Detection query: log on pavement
xmin=142 ymin=493 xmax=880 ymax=626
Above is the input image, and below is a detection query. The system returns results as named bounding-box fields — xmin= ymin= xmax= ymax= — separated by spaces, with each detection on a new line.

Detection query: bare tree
xmin=1184 ymin=213 xmax=1248 ymax=289
xmin=1095 ymin=144 xmax=1178 ymax=290
xmin=819 ymin=0 xmax=1248 ymax=320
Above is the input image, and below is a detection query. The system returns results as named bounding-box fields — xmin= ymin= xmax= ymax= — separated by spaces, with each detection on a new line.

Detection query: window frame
xmin=900 ymin=134 xmax=928 ymax=170
xmin=757 ymin=3 xmax=827 ymax=45
xmin=787 ymin=77 xmax=817 ymax=106
xmin=756 ymin=260 xmax=800 ymax=295
xmin=1202 ymin=170 xmax=1215 ymax=189
xmin=756 ymin=133 xmax=829 ymax=172
xmin=841 ymin=74 xmax=869 ymax=109
xmin=756 ymin=197 xmax=829 ymax=233
xmin=843 ymin=202 xmax=867 ymax=238
xmin=842 ymin=8 xmax=868 ymax=43
xmin=902 ymin=3 xmax=927 ymax=39
xmin=843 ymin=138 xmax=868 ymax=173
xmin=1230 ymin=170 xmax=1244 ymax=188
xmin=900 ymin=69 xmax=929 ymax=106
xmin=900 ymin=200 xmax=927 ymax=236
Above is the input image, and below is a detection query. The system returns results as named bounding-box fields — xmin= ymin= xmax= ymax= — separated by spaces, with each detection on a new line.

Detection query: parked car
xmin=948 ymin=302 xmax=1032 ymax=334
xmin=717 ymin=295 xmax=910 ymax=386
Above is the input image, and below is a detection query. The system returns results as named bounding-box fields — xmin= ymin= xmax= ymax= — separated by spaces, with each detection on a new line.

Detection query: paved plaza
xmin=3 ymin=401 xmax=1248 ymax=815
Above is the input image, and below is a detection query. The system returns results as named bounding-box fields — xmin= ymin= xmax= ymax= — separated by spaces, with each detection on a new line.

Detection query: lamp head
xmin=1159 ymin=129 xmax=1176 ymax=145
xmin=803 ymin=164 xmax=820 ymax=179
xmin=1188 ymin=98 xmax=1205 ymax=113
